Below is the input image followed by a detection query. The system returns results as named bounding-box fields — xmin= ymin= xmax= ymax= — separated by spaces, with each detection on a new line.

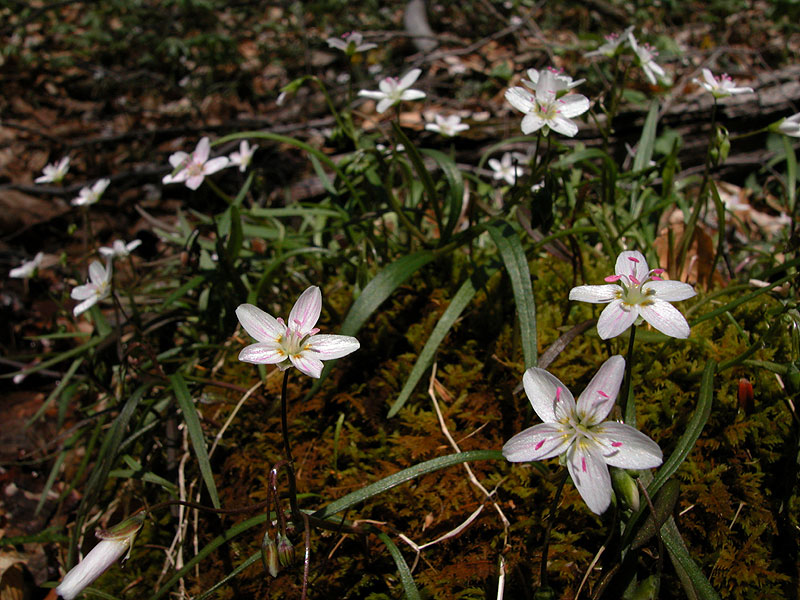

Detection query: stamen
xmin=555 ymin=387 xmax=562 ymax=402
xmin=581 ymin=457 xmax=587 ymax=472
xmin=598 ymin=390 xmax=609 ymax=398
xmin=629 ymin=275 xmax=641 ymax=285
xmin=628 ymin=256 xmax=640 ymax=263
xmin=611 ymin=441 xmax=623 ymax=448
xmin=605 ymin=274 xmax=622 ymax=282
xmin=535 ymin=440 xmax=545 ymax=450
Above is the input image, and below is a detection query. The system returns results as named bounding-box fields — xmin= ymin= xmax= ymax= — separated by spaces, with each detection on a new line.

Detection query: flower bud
xmin=56 ymin=511 xmax=145 ymax=600
xmin=261 ymin=533 xmax=279 ymax=578
xmin=277 ymin=534 xmax=296 ymax=568
xmin=611 ymin=467 xmax=640 ymax=512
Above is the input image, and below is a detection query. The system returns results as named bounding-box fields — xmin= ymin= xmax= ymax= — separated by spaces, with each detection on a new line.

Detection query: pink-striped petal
xmin=288 ymin=286 xmax=322 ymax=335
xmin=614 ymin=250 xmax=649 ymax=281
xmin=576 ymin=355 xmax=625 ymax=425
xmin=593 ymin=422 xmax=663 ymax=469
xmin=290 ymin=353 xmax=324 ymax=378
xmin=643 ymin=279 xmax=696 ymax=302
xmin=203 ymin=157 xmax=230 ymax=175
xmin=238 ymin=342 xmax=285 ymax=364
xmin=503 ymin=423 xmax=572 ymax=462
xmin=194 ymin=137 xmax=210 ymax=163
xmin=307 ymin=334 xmax=360 ymax=360
xmin=569 ymin=284 xmax=620 ymax=304
xmin=398 ymin=68 xmax=422 ymax=89
xmin=522 ymin=367 xmax=575 ymax=423
xmin=638 ymin=299 xmax=691 ymax=339
xmin=520 ymin=113 xmax=547 ymax=135
xmin=596 ymin=300 xmax=639 ymax=339
xmin=566 ymin=442 xmax=612 ymax=514
xmin=236 ymin=304 xmax=284 ymax=343
xmin=557 ymin=94 xmax=589 ymax=118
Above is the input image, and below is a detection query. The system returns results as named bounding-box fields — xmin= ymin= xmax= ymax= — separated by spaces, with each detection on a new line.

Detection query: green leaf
xmin=784 ymin=135 xmax=797 ymax=212
xmin=374 ymin=530 xmax=422 ymax=600
xmin=633 ymin=101 xmax=659 ymax=173
xmin=487 ymin=222 xmax=537 ymax=368
xmin=661 ymin=517 xmax=721 ymax=600
xmin=170 ymin=374 xmax=220 ymax=509
xmin=420 ymin=148 xmax=464 ymax=243
xmin=313 ymin=450 xmax=504 ymax=519
xmin=387 ymin=267 xmax=491 ymax=418
xmin=392 ymin=122 xmax=442 ymax=231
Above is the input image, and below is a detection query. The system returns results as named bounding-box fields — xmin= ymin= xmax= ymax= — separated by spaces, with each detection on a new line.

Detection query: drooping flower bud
xmin=261 ymin=532 xmax=280 ymax=578
xmin=611 ymin=467 xmax=641 ymax=512
xmin=277 ymin=533 xmax=296 ymax=568
xmin=56 ymin=511 xmax=145 ymax=600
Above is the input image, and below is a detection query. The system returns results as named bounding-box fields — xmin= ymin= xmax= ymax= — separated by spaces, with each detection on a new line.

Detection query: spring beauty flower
xmin=326 ymin=31 xmax=377 ymax=56
xmin=503 ymin=356 xmax=663 ymax=514
xmin=569 ymin=250 xmax=696 ymax=339
xmin=584 ymin=26 xmax=634 ymax=58
xmin=35 ymin=156 xmax=70 ymax=184
xmin=522 ymin=66 xmax=585 ymax=93
xmin=99 ymin=239 xmax=142 ymax=259
xmin=504 ymin=68 xmax=590 ymax=137
xmin=71 ymin=260 xmax=112 ymax=317
xmin=72 ymin=178 xmax=110 ymax=207
xmin=229 ymin=140 xmax=258 ymax=172
xmin=56 ymin=512 xmax=144 ymax=600
xmin=236 ymin=286 xmax=360 ymax=378
xmin=425 ymin=114 xmax=469 ymax=137
xmin=358 ymin=69 xmax=426 ymax=114
xmin=488 ymin=152 xmax=523 ymax=185
xmin=694 ymin=68 xmax=753 ymax=99
xmin=627 ymin=32 xmax=666 ymax=85
xmin=778 ymin=113 xmax=800 ymax=137
xmin=162 ymin=137 xmax=229 ymax=190
xmin=10 ymin=252 xmax=45 ymax=278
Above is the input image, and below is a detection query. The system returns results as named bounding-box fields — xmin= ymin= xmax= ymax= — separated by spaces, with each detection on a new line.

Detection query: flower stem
xmin=622 ymin=324 xmax=637 ymax=427
xmin=539 ymin=470 xmax=569 ymax=590
xmin=280 ymin=370 xmax=302 ymax=523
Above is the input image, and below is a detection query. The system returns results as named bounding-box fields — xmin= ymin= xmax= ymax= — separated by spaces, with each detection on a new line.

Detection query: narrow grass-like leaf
xmin=392 ymin=122 xmax=442 ymax=231
xmin=2 ymin=334 xmax=107 ymax=380
xmin=170 ymin=373 xmax=220 ymax=509
xmin=661 ymin=517 xmax=721 ymax=600
xmin=387 ymin=267 xmax=491 ymax=418
xmin=160 ymin=275 xmax=205 ymax=310
xmin=633 ymin=101 xmax=659 ymax=173
xmin=195 ymin=552 xmax=261 ymax=600
xmin=783 ymin=135 xmax=797 ymax=212
xmin=313 ymin=450 xmax=504 ymax=519
xmin=27 ymin=356 xmax=83 ymax=425
xmin=374 ymin=530 xmax=422 ymax=600
xmin=420 ymin=148 xmax=464 ymax=243
xmin=487 ymin=222 xmax=537 ymax=368
xmin=690 ymin=272 xmax=797 ymax=327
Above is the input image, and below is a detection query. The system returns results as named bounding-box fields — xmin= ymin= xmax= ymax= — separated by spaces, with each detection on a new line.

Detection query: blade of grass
xmin=387 ymin=267 xmax=491 ymax=418
xmin=170 ymin=374 xmax=220 ymax=509
xmin=487 ymin=222 xmax=537 ymax=368
xmin=374 ymin=530 xmax=422 ymax=600
xmin=661 ymin=516 xmax=721 ymax=600
xmin=420 ymin=148 xmax=464 ymax=243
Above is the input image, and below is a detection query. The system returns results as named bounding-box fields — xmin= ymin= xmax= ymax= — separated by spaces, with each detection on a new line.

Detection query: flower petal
xmin=56 ymin=539 xmax=129 ymax=600
xmin=520 ymin=113 xmax=546 ymax=135
xmin=73 ymin=296 xmax=98 ymax=317
xmin=638 ymin=299 xmax=691 ymax=339
xmin=522 ymin=367 xmax=575 ymax=424
xmin=71 ymin=284 xmax=95 ymax=300
xmin=306 ymin=334 xmax=360 ymax=360
xmin=236 ymin=304 xmax=284 ymax=342
xmin=376 ymin=98 xmax=394 ymax=114
xmin=288 ymin=286 xmax=322 ymax=335
xmin=398 ymin=68 xmax=422 ymax=89
xmin=615 ymin=250 xmax=649 ymax=281
xmin=596 ymin=299 xmax=639 ymax=339
xmin=185 ymin=175 xmax=205 ymax=190
xmin=194 ymin=137 xmax=210 ymax=163
xmin=400 ymin=90 xmax=426 ymax=102
xmin=503 ymin=423 xmax=572 ymax=462
xmin=504 ymin=87 xmax=535 ymax=113
xmin=238 ymin=342 xmax=285 ymax=364
xmin=169 ymin=152 xmax=189 ymax=168
xmin=547 ymin=116 xmax=579 ymax=137
xmin=290 ymin=353 xmax=324 ymax=378
xmin=569 ymin=284 xmax=620 ymax=304
xmin=593 ymin=422 xmax=663 ymax=469
xmin=576 ymin=355 xmax=625 ymax=425
xmin=566 ymin=442 xmax=612 ymax=514
xmin=642 ymin=280 xmax=696 ymax=302
xmin=557 ymin=94 xmax=590 ymax=119
xmin=358 ymin=90 xmax=387 ymax=100
xmin=88 ymin=260 xmax=107 ymax=285
xmin=204 ymin=157 xmax=230 ymax=175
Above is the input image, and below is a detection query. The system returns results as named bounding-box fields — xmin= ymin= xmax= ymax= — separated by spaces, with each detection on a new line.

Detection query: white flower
xmin=627 ymin=32 xmax=666 ymax=85
xmin=522 ymin=66 xmax=585 ymax=93
xmin=35 ymin=156 xmax=70 ymax=184
xmin=425 ymin=114 xmax=469 ymax=137
xmin=778 ymin=113 xmax=800 ymax=137
xmin=358 ymin=69 xmax=427 ymax=114
xmin=72 ymin=178 xmax=110 ymax=207
xmin=10 ymin=252 xmax=45 ymax=279
xmin=569 ymin=250 xmax=696 ymax=339
xmin=694 ymin=68 xmax=753 ymax=99
xmin=56 ymin=512 xmax=144 ymax=600
xmin=504 ymin=68 xmax=590 ymax=137
xmin=99 ymin=239 xmax=142 ymax=259
xmin=584 ymin=26 xmax=634 ymax=58
xmin=503 ymin=356 xmax=663 ymax=515
xmin=162 ymin=137 xmax=229 ymax=190
xmin=229 ymin=140 xmax=259 ymax=172
xmin=71 ymin=260 xmax=112 ymax=317
xmin=327 ymin=31 xmax=377 ymax=55
xmin=236 ymin=286 xmax=360 ymax=378
xmin=488 ymin=152 xmax=523 ymax=185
